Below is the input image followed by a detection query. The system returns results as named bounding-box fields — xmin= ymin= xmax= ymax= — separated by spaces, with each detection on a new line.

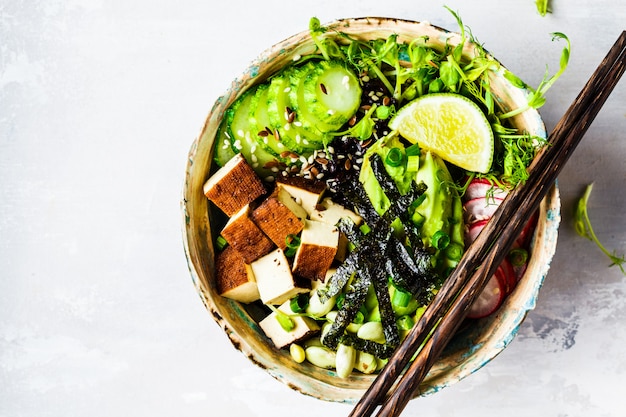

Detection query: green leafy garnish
xmin=574 ymin=183 xmax=626 ymax=275
xmin=501 ymin=32 xmax=570 ymax=119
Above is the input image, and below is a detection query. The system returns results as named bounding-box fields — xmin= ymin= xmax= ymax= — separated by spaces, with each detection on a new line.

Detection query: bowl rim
xmin=180 ymin=16 xmax=560 ymax=403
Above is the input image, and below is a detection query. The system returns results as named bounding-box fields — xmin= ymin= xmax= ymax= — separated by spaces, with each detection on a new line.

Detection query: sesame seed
xmin=294 ymin=121 xmax=302 ymax=127
xmin=316 ymin=173 xmax=325 ymax=180
xmin=251 ymin=154 xmax=258 ymax=163
xmin=237 ymin=129 xmax=245 ymax=137
xmin=265 ymin=176 xmax=275 ymax=182
xmin=327 ymin=146 xmax=335 ymax=154
xmin=342 ymin=75 xmax=350 ymax=89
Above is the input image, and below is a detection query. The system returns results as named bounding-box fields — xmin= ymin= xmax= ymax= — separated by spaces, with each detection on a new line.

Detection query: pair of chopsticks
xmin=350 ymin=29 xmax=626 ymax=417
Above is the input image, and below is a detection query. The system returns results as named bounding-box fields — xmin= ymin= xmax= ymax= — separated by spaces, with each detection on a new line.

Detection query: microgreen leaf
xmin=501 ymin=32 xmax=570 ymax=119
xmin=575 ymin=183 xmax=626 ymax=275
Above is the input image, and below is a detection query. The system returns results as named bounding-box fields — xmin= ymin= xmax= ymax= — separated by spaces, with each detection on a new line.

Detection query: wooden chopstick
xmin=350 ymin=29 xmax=626 ymax=417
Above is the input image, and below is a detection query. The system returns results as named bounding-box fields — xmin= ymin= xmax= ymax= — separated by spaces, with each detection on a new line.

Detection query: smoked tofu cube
xmin=220 ymin=204 xmax=274 ymax=264
xmin=292 ymin=220 xmax=339 ymax=282
xmin=309 ymin=198 xmax=362 ymax=262
xmin=259 ymin=300 xmax=320 ymax=349
xmin=251 ymin=186 xmax=306 ymax=250
xmin=215 ymin=245 xmax=260 ymax=303
xmin=203 ymin=153 xmax=266 ymax=216
xmin=251 ymin=248 xmax=310 ymax=305
xmin=310 ymin=197 xmax=363 ymax=226
xmin=275 ymin=176 xmax=326 ymax=216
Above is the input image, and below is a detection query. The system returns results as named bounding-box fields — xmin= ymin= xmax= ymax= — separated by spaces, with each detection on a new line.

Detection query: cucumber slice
xmin=249 ymin=83 xmax=288 ymax=156
xmin=213 ymin=116 xmax=237 ymax=167
xmin=267 ymin=69 xmax=329 ymax=155
xmin=301 ymin=60 xmax=362 ymax=132
xmin=228 ymin=89 xmax=280 ymax=178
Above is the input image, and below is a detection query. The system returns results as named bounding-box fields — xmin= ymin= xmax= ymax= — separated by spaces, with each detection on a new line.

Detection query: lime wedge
xmin=389 ymin=93 xmax=494 ymax=173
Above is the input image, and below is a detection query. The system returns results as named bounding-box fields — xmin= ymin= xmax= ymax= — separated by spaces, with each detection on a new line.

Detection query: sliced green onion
xmin=405 ymin=143 xmax=421 ymax=156
xmin=391 ymin=285 xmax=411 ymax=309
xmin=359 ymin=223 xmax=371 ymax=235
xmin=353 ymin=310 xmax=365 ymax=325
xmin=445 ymin=242 xmax=464 ymax=261
xmin=508 ymin=248 xmax=528 ymax=267
xmin=385 ymin=147 xmax=406 ymax=168
xmin=431 ymin=230 xmax=450 ymax=250
xmin=406 ymin=155 xmax=420 ymax=172
xmin=216 ymin=235 xmax=228 ymax=250
xmin=290 ymin=293 xmax=310 ymax=313
xmin=396 ymin=315 xmax=415 ymax=331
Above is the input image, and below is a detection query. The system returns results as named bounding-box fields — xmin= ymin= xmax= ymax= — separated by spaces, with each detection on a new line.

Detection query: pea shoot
xmin=574 ymin=183 xmax=626 ymax=275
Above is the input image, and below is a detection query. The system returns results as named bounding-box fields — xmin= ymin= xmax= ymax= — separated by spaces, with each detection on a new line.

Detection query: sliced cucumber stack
xmin=214 ymin=59 xmax=362 ymax=175
xmin=225 ymin=91 xmax=279 ymax=177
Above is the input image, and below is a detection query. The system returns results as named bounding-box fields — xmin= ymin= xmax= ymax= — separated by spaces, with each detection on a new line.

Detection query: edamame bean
xmin=356 ymin=321 xmax=385 ymax=343
xmin=354 ymin=351 xmax=377 ymax=374
xmin=305 ymin=346 xmax=336 ymax=369
xmin=335 ymin=343 xmax=356 ymax=378
xmin=306 ymin=289 xmax=336 ymax=317
xmin=290 ymin=343 xmax=306 ymax=363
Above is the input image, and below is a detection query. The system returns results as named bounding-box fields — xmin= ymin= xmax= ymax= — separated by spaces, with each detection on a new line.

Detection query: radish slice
xmin=463 ymin=197 xmax=504 ymax=225
xmin=465 ymin=179 xmax=509 ymax=201
xmin=497 ymin=258 xmax=517 ymax=295
xmin=466 ymin=219 xmax=488 ymax=246
xmin=466 ymin=274 xmax=505 ymax=319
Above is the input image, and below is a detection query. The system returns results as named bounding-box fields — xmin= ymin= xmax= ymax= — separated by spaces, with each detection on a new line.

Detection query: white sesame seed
xmin=327 ymin=146 xmax=335 ymax=154
xmin=222 ymin=144 xmax=229 ymax=150
xmin=278 ymin=142 xmax=285 ymax=148
xmin=233 ymin=140 xmax=242 ymax=150
xmin=253 ymin=162 xmax=259 ymax=168
xmin=251 ymin=154 xmax=258 ymax=163
xmin=271 ymin=167 xmax=279 ymax=172
xmin=296 ymin=135 xmax=301 ymax=144
xmin=342 ymin=75 xmax=350 ymax=89
xmin=294 ymin=121 xmax=302 ymax=127
xmin=265 ymin=176 xmax=275 ymax=182
xmin=284 ymin=87 xmax=291 ymax=93
xmin=356 ymin=158 xmax=363 ymax=164
xmin=303 ymin=139 xmax=309 ymax=145
xmin=284 ymin=123 xmax=291 ymax=131
xmin=237 ymin=129 xmax=245 ymax=137
xmin=292 ymin=54 xmax=302 ymax=61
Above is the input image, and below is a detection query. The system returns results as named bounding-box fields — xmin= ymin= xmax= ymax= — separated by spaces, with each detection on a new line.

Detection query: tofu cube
xmin=259 ymin=300 xmax=320 ymax=349
xmin=309 ymin=198 xmax=362 ymax=262
xmin=214 ymin=245 xmax=260 ymax=303
xmin=292 ymin=220 xmax=339 ymax=282
xmin=310 ymin=197 xmax=363 ymax=225
xmin=203 ymin=153 xmax=266 ymax=216
xmin=251 ymin=186 xmax=306 ymax=250
xmin=275 ymin=176 xmax=326 ymax=216
xmin=220 ymin=204 xmax=274 ymax=264
xmin=251 ymin=248 xmax=310 ymax=305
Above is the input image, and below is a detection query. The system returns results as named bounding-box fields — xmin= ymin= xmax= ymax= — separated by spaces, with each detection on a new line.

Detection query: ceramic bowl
xmin=181 ymin=17 xmax=560 ymax=403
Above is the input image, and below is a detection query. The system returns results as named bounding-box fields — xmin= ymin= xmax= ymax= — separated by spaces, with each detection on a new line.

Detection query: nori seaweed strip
xmin=334 ymin=178 xmax=380 ymax=225
xmin=339 ymin=333 xmax=395 ymax=359
xmin=321 ymin=221 xmax=393 ymax=349
xmin=336 ymin=217 xmax=365 ymax=246
xmin=368 ymin=257 xmax=400 ymax=349
xmin=384 ymin=239 xmax=440 ymax=304
xmin=321 ymin=274 xmax=370 ymax=349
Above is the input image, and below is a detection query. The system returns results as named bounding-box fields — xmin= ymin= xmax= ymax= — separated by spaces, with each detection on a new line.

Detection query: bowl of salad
xmin=182 ymin=14 xmax=560 ymax=402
